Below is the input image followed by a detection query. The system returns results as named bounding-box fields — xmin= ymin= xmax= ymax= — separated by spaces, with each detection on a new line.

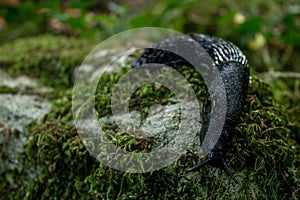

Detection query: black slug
xmin=131 ymin=34 xmax=249 ymax=183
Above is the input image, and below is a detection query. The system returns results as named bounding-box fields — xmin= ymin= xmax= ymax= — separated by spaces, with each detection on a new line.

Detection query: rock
xmin=0 ymin=70 xmax=38 ymax=90
xmin=0 ymin=71 xmax=51 ymax=191
xmin=0 ymin=94 xmax=50 ymax=133
xmin=100 ymin=101 xmax=201 ymax=153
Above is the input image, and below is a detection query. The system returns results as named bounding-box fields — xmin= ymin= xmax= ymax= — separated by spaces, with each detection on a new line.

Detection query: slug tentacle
xmin=185 ymin=157 xmax=212 ymax=173
xmin=222 ymin=159 xmax=238 ymax=184
xmin=186 ymin=149 xmax=238 ymax=184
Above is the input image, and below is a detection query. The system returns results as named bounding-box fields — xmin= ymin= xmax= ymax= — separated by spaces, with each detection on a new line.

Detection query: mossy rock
xmin=0 ymin=34 xmax=95 ymax=88
xmin=4 ymin=66 xmax=299 ymax=199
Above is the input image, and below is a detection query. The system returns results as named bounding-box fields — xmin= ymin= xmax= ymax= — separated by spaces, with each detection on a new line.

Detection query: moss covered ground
xmin=0 ymin=34 xmax=96 ymax=89
xmin=0 ymin=34 xmax=299 ymax=199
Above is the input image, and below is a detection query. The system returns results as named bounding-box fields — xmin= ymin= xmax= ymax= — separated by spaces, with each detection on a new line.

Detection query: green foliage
xmin=0 ymin=0 xmax=103 ymax=41
xmin=130 ymin=0 xmax=198 ymax=32
xmin=129 ymin=0 xmax=300 ymax=75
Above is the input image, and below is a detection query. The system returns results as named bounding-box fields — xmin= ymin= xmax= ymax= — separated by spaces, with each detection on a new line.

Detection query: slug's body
xmin=132 ymin=34 xmax=249 ymax=183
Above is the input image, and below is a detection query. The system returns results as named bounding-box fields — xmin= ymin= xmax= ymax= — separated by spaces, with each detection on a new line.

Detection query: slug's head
xmin=186 ymin=150 xmax=238 ymax=184
xmin=131 ymin=57 xmax=146 ymax=68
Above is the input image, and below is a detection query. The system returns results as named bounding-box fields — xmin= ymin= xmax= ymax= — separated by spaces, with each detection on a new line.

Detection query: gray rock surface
xmin=100 ymin=101 xmax=202 ymax=153
xmin=0 ymin=71 xmax=51 ymax=188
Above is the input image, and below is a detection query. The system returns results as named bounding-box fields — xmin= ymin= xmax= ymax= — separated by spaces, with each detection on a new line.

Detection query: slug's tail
xmin=186 ymin=157 xmax=238 ymax=184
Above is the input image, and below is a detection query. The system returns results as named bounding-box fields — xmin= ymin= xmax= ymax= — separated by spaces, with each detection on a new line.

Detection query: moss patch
xmin=0 ymin=85 xmax=19 ymax=94
xmin=0 ymin=34 xmax=96 ymax=88
xmin=4 ymin=66 xmax=299 ymax=199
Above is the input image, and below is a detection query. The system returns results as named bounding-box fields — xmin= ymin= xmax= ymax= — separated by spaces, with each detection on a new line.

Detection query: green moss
xmin=231 ymin=77 xmax=297 ymax=198
xmin=5 ymin=67 xmax=299 ymax=199
xmin=0 ymin=34 xmax=95 ymax=88
xmin=0 ymin=85 xmax=19 ymax=94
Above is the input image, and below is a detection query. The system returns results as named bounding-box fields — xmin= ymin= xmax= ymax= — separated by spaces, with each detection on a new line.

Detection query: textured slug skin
xmin=132 ymin=34 xmax=249 ymax=183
